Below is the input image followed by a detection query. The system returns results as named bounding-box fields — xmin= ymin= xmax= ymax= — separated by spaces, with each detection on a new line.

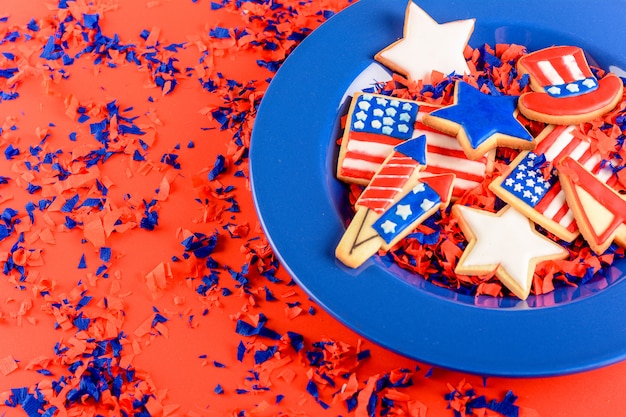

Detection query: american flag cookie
xmin=335 ymin=136 xmax=454 ymax=268
xmin=415 ymin=111 xmax=495 ymax=201
xmin=422 ymin=81 xmax=535 ymax=161
xmin=336 ymin=92 xmax=422 ymax=185
xmin=337 ymin=92 xmax=495 ymax=198
xmin=489 ymin=124 xmax=618 ymax=242
xmin=556 ymin=156 xmax=626 ymax=255
xmin=516 ymin=45 xmax=624 ymax=124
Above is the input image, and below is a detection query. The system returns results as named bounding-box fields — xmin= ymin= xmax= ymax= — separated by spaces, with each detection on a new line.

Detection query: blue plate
xmin=250 ymin=0 xmax=626 ymax=376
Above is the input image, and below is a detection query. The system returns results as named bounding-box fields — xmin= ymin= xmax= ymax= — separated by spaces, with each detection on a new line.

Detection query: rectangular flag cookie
xmin=337 ymin=92 xmax=494 ymax=199
xmin=489 ymin=124 xmax=618 ymax=242
xmin=337 ymin=92 xmax=420 ymax=185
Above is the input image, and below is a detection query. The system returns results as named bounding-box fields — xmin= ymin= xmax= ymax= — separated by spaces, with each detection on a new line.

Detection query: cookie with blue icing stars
xmin=422 ymin=81 xmax=535 ymax=160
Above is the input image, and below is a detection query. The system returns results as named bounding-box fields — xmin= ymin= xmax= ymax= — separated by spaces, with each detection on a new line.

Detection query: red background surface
xmin=0 ymin=1 xmax=624 ymax=416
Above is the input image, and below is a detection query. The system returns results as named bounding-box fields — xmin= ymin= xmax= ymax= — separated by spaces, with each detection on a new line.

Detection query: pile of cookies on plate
xmin=334 ymin=2 xmax=626 ymax=300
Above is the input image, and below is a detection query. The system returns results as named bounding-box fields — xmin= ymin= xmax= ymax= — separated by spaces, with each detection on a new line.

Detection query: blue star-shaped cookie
xmin=422 ymin=81 xmax=535 ymax=160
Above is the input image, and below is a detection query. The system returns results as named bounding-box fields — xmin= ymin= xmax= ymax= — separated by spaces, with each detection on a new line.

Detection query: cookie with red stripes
xmin=337 ymin=92 xmax=422 ymax=185
xmin=516 ymin=45 xmax=623 ymax=124
xmin=336 ymin=136 xmax=454 ymax=268
xmin=489 ymin=124 xmax=618 ymax=242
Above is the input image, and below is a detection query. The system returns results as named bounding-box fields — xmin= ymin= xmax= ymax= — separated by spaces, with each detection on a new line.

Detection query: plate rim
xmin=250 ymin=0 xmax=626 ymax=376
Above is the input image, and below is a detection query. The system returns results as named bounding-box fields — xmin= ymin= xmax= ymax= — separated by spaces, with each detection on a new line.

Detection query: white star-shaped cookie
xmin=375 ymin=2 xmax=474 ymax=84
xmin=452 ymin=205 xmax=568 ymax=300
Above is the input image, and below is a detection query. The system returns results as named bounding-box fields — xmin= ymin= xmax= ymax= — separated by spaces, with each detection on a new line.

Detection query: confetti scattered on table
xmin=0 ymin=1 xmax=623 ymax=417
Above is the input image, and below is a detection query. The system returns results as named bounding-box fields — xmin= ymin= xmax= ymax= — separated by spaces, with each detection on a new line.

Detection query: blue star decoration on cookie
xmin=424 ymin=81 xmax=535 ymax=160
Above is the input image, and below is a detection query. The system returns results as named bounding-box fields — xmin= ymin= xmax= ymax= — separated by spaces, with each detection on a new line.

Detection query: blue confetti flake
xmin=263 ymin=286 xmax=276 ymax=301
xmin=82 ymin=13 xmax=99 ymax=29
xmin=151 ymin=312 xmax=168 ymax=328
xmin=256 ymin=59 xmax=280 ymax=72
xmin=64 ymin=216 xmax=77 ymax=229
xmin=4 ymin=144 xmax=20 ymax=160
xmin=486 ymin=390 xmax=519 ymax=417
xmin=99 ymin=247 xmax=112 ymax=262
xmin=181 ymin=232 xmax=218 ymax=258
xmin=72 ymin=313 xmax=90 ymax=330
xmin=346 ymin=395 xmax=358 ymax=412
xmin=0 ymin=67 xmax=18 ymax=79
xmin=306 ymin=379 xmax=319 ymax=399
xmin=253 ymin=346 xmax=277 ymax=364
xmin=132 ymin=149 xmax=145 ymax=161
xmin=208 ymin=154 xmax=226 ymax=180
xmin=196 ymin=271 xmax=219 ymax=296
xmin=0 ymin=225 xmax=10 ymax=241
xmin=77 ymin=254 xmax=87 ymax=269
xmin=95 ymin=264 xmax=108 ymax=276
xmin=160 ymin=153 xmax=180 ymax=169
xmin=357 ymin=349 xmax=371 ymax=361
xmin=60 ymin=194 xmax=80 ymax=213
xmin=237 ymin=341 xmax=246 ymax=362
xmin=77 ymin=295 xmax=92 ymax=310
xmin=40 ymin=36 xmax=65 ymax=60
xmin=209 ymin=27 xmax=231 ymax=39
xmin=140 ymin=199 xmax=159 ymax=230
xmin=235 ymin=315 xmax=281 ymax=340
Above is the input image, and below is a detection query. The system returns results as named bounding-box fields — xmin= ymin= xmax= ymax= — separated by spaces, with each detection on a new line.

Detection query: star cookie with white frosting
xmin=452 ymin=204 xmax=568 ymax=299
xmin=375 ymin=2 xmax=474 ymax=84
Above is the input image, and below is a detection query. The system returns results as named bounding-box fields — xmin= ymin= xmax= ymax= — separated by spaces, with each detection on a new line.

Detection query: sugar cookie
xmin=422 ymin=81 xmax=535 ymax=160
xmin=452 ymin=204 xmax=568 ymax=300
xmin=556 ymin=156 xmax=626 ymax=254
xmin=516 ymin=45 xmax=624 ymax=124
xmin=337 ymin=92 xmax=421 ymax=185
xmin=489 ymin=124 xmax=617 ymax=242
xmin=375 ymin=1 xmax=474 ymax=84
xmin=336 ymin=136 xmax=453 ymax=268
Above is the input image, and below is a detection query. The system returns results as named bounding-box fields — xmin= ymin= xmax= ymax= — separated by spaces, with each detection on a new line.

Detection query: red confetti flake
xmin=0 ymin=355 xmax=18 ymax=376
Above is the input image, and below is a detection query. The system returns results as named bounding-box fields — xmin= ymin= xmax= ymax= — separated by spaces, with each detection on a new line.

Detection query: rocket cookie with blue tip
xmin=335 ymin=136 xmax=454 ymax=268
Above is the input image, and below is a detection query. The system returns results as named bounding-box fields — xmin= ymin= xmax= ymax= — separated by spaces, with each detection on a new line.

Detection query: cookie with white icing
xmin=375 ymin=1 xmax=474 ymax=84
xmin=452 ymin=204 xmax=568 ymax=300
